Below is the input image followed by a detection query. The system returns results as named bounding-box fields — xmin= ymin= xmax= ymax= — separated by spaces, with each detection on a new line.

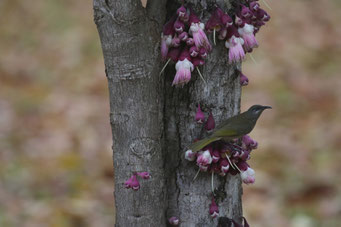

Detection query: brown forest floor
xmin=0 ymin=0 xmax=341 ymax=226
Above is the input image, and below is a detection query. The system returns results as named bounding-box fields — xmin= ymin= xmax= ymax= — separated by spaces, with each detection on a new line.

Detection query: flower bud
xmin=195 ymin=104 xmax=205 ymax=123
xmin=137 ymin=172 xmax=151 ymax=179
xmin=205 ymin=112 xmax=215 ymax=131
xmin=168 ymin=216 xmax=179 ymax=226
xmin=185 ymin=149 xmax=196 ymax=161
xmin=209 ymin=198 xmax=219 ymax=218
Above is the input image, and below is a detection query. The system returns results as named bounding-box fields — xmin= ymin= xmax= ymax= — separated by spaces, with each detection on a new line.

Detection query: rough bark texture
xmin=94 ymin=0 xmax=242 ymax=226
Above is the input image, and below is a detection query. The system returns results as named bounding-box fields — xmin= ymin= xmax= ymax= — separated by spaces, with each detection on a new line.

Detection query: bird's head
xmin=247 ymin=105 xmax=272 ymax=117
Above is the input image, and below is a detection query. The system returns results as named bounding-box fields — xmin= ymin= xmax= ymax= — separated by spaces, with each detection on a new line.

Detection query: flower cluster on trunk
xmin=160 ymin=5 xmax=212 ymax=86
xmin=124 ymin=172 xmax=151 ymax=191
xmin=206 ymin=1 xmax=270 ymax=63
xmin=185 ymin=105 xmax=260 ymax=218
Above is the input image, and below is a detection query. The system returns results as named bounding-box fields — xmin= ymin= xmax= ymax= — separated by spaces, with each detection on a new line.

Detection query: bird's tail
xmin=189 ymin=136 xmax=222 ymax=153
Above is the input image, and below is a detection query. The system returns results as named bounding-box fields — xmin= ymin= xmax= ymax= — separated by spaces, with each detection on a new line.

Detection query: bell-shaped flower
xmin=161 ymin=16 xmax=176 ymax=60
xmin=185 ymin=149 xmax=196 ymax=161
xmin=238 ymin=22 xmax=258 ymax=52
xmin=178 ymin=32 xmax=188 ymax=42
xmin=209 ymin=198 xmax=219 ymax=218
xmin=241 ymin=167 xmax=256 ymax=184
xmin=189 ymin=10 xmax=212 ymax=51
xmin=195 ymin=104 xmax=205 ymax=123
xmin=137 ymin=172 xmax=151 ymax=179
xmin=174 ymin=19 xmax=185 ymax=33
xmin=172 ymin=49 xmax=194 ymax=86
xmin=219 ymin=158 xmax=230 ymax=173
xmin=197 ymin=150 xmax=213 ymax=166
xmin=212 ymin=150 xmax=221 ymax=163
xmin=190 ymin=46 xmax=199 ymax=57
xmin=240 ymin=72 xmax=249 ymax=86
xmin=168 ymin=216 xmax=179 ymax=226
xmin=205 ymin=112 xmax=215 ymax=131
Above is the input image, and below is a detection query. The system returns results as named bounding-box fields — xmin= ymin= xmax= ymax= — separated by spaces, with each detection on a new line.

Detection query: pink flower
xmin=186 ymin=38 xmax=194 ymax=46
xmin=225 ymin=36 xmax=245 ymax=63
xmin=205 ymin=112 xmax=215 ymax=131
xmin=173 ymin=59 xmax=194 ymax=86
xmin=177 ymin=5 xmax=188 ymax=22
xmin=185 ymin=149 xmax=196 ymax=161
xmin=199 ymin=48 xmax=208 ymax=59
xmin=189 ymin=11 xmax=211 ymax=51
xmin=171 ymin=36 xmax=180 ymax=48
xmin=197 ymin=150 xmax=213 ymax=166
xmin=241 ymin=5 xmax=252 ymax=18
xmin=240 ymin=72 xmax=249 ymax=86
xmin=178 ymin=32 xmax=188 ymax=42
xmin=242 ymin=135 xmax=258 ymax=150
xmin=137 ymin=172 xmax=151 ymax=179
xmin=174 ymin=19 xmax=185 ymax=33
xmin=124 ymin=174 xmax=140 ymax=190
xmin=195 ymin=104 xmax=205 ymax=123
xmin=168 ymin=216 xmax=179 ymax=226
xmin=238 ymin=23 xmax=258 ymax=52
xmin=161 ymin=35 xmax=173 ymax=61
xmin=209 ymin=198 xmax=219 ymax=218
xmin=241 ymin=167 xmax=255 ymax=184
xmin=189 ymin=46 xmax=199 ymax=57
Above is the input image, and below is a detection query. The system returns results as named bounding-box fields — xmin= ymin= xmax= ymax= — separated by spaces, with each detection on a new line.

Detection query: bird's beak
xmin=262 ymin=106 xmax=272 ymax=109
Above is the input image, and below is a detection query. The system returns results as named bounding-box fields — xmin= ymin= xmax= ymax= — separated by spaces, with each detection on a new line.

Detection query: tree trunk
xmin=94 ymin=0 xmax=242 ymax=226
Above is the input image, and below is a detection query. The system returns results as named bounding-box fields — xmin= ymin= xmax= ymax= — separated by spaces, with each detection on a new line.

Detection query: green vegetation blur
xmin=0 ymin=0 xmax=340 ymax=226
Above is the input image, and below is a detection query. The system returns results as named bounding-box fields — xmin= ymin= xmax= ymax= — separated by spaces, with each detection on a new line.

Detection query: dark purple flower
xmin=167 ymin=48 xmax=180 ymax=62
xmin=219 ymin=158 xmax=230 ymax=173
xmin=205 ymin=7 xmax=223 ymax=32
xmin=178 ymin=32 xmax=188 ymax=42
xmin=241 ymin=5 xmax=252 ymax=18
xmin=174 ymin=19 xmax=185 ymax=33
xmin=209 ymin=198 xmax=219 ymax=218
xmin=171 ymin=36 xmax=180 ymax=48
xmin=199 ymin=48 xmax=208 ymax=59
xmin=186 ymin=38 xmax=194 ymax=46
xmin=205 ymin=112 xmax=215 ymax=131
xmin=240 ymin=72 xmax=249 ymax=86
xmin=192 ymin=57 xmax=205 ymax=67
xmin=195 ymin=104 xmax=205 ymax=123
xmin=212 ymin=150 xmax=220 ymax=163
xmin=189 ymin=46 xmax=199 ymax=57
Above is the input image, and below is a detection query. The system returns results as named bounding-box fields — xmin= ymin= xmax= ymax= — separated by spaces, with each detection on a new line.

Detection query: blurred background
xmin=0 ymin=0 xmax=340 ymax=226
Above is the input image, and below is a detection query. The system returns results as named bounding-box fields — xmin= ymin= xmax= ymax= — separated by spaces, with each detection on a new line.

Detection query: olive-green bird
xmin=189 ymin=105 xmax=271 ymax=152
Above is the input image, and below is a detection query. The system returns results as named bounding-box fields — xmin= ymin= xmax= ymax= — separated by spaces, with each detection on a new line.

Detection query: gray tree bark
xmin=94 ymin=0 xmax=242 ymax=226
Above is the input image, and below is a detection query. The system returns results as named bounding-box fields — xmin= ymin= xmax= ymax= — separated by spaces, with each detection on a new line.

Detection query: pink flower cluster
xmin=206 ymin=1 xmax=270 ymax=63
xmin=186 ymin=105 xmax=258 ymax=184
xmin=124 ymin=172 xmax=151 ymax=191
xmin=160 ymin=5 xmax=212 ymax=86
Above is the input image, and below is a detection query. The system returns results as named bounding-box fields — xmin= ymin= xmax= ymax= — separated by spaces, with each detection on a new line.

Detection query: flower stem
xmin=196 ymin=67 xmax=207 ymax=85
xmin=213 ymin=28 xmax=216 ymax=46
xmin=262 ymin=0 xmax=272 ymax=10
xmin=211 ymin=172 xmax=215 ymax=194
xmin=249 ymin=53 xmax=257 ymax=64
xmin=192 ymin=168 xmax=201 ymax=182
xmin=225 ymin=153 xmax=235 ymax=170
xmin=159 ymin=58 xmax=171 ymax=75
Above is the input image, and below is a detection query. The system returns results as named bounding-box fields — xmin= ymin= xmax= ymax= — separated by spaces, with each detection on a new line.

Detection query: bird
xmin=189 ymin=105 xmax=271 ymax=152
